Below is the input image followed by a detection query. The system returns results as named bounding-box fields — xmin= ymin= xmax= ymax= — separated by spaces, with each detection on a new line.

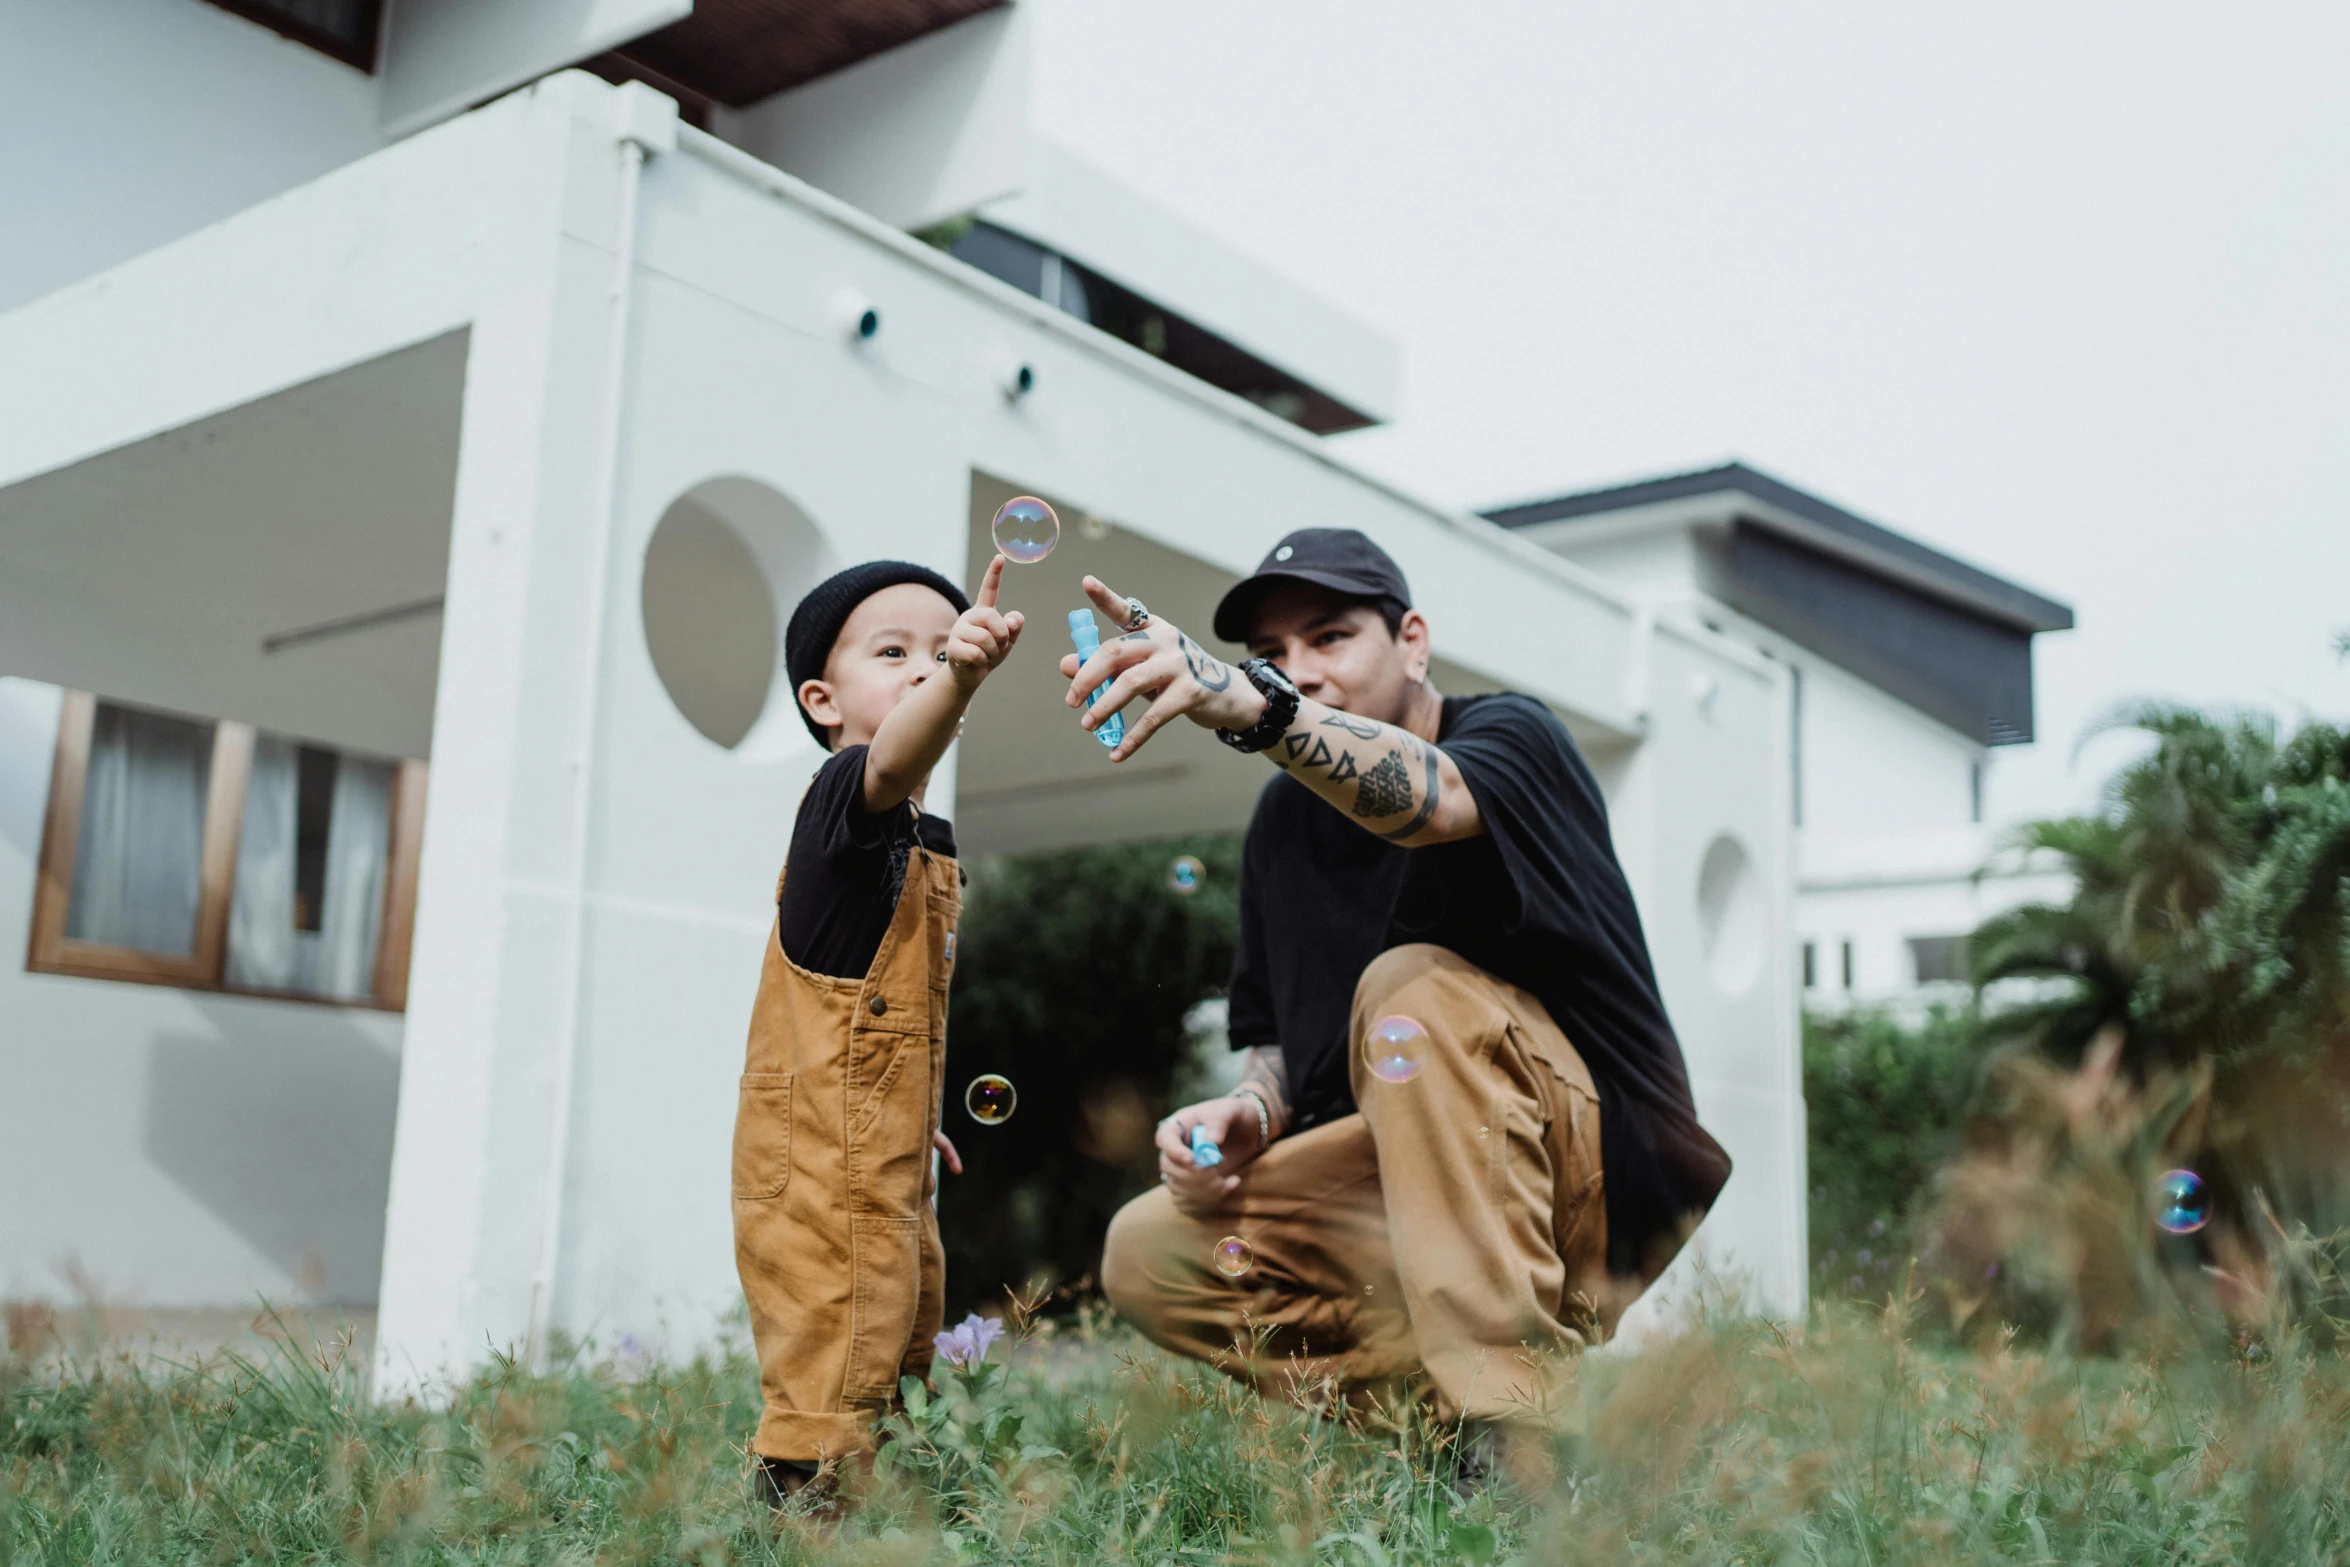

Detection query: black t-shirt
xmin=777 ymin=745 xmax=956 ymax=980
xmin=1226 ymin=692 xmax=1731 ymax=1278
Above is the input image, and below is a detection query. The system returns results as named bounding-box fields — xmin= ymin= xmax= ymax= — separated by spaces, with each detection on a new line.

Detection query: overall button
xmin=868 ymin=995 xmax=888 ymax=1016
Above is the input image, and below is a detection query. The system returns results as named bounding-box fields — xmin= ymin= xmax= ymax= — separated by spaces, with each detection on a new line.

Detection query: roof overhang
xmin=1484 ymin=462 xmax=2074 ymax=637
xmin=610 ymin=0 xmax=1006 ymax=108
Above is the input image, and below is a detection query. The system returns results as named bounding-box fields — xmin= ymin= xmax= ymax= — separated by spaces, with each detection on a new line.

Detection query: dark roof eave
xmin=1482 ymin=462 xmax=2075 ymax=636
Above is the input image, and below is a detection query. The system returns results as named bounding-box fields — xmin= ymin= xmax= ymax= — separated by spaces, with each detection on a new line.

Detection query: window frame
xmin=26 ymin=690 xmax=424 ymax=1012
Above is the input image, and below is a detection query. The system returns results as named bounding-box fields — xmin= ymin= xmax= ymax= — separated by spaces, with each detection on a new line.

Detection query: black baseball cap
xmin=1211 ymin=528 xmax=1413 ymax=643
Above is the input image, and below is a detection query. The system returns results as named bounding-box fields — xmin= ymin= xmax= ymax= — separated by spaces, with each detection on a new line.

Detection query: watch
xmin=1215 ymin=658 xmax=1302 ymax=754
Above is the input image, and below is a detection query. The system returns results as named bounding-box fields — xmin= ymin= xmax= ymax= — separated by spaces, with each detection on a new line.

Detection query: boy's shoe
xmin=755 ymin=1456 xmax=841 ymax=1518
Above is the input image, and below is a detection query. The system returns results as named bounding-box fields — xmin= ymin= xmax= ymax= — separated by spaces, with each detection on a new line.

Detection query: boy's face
xmin=1244 ymin=580 xmax=1430 ymax=728
xmin=799 ymin=582 xmax=963 ymax=751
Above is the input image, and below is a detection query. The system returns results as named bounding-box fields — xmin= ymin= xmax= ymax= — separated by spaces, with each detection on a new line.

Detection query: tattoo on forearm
xmin=1179 ymin=633 xmax=1234 ymax=690
xmin=1353 ymin=751 xmax=1414 ymax=817
xmin=1238 ymin=1045 xmax=1291 ymax=1134
xmin=1318 ymin=710 xmax=1383 ymax=740
xmin=1277 ymin=730 xmax=1360 ymax=784
xmin=1374 ymin=739 xmax=1444 ymax=842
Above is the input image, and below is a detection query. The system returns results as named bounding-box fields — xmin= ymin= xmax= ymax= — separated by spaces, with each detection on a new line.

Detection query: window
xmin=1909 ymin=935 xmax=1969 ymax=986
xmin=1840 ymin=939 xmax=1855 ymax=990
xmin=938 ymin=221 xmax=1377 ymax=435
xmin=1969 ymin=759 xmax=1984 ymax=824
xmin=1801 ymin=941 xmax=1817 ymax=988
xmin=29 ymin=691 xmax=425 ymax=1009
xmin=203 ymin=0 xmax=383 ymax=71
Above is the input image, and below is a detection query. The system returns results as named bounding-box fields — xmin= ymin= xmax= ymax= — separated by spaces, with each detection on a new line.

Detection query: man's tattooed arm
xmin=1233 ymin=1045 xmax=1292 ymax=1141
xmin=1263 ymin=696 xmax=1481 ymax=846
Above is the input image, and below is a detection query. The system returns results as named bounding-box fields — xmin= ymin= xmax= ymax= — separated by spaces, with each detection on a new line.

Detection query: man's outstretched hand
xmin=1058 ymin=576 xmax=1266 ymax=761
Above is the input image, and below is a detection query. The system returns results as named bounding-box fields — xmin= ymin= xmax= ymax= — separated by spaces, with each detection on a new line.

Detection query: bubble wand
xmin=1189 ymin=1123 xmax=1224 ymax=1168
xmin=1066 ymin=610 xmax=1124 ymax=750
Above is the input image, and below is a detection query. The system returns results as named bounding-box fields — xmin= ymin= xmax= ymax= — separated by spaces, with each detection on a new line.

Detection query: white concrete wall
xmin=1608 ymin=626 xmax=1806 ymax=1327
xmin=0 ymin=678 xmax=405 ymax=1309
xmin=711 ymin=3 xmax=1032 ymax=234
xmin=1796 ymin=655 xmax=1979 ymax=837
xmin=0 ymin=0 xmax=391 ymax=318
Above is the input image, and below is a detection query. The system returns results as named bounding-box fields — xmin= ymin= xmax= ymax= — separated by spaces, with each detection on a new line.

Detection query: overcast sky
xmin=1030 ymin=2 xmax=2350 ymax=825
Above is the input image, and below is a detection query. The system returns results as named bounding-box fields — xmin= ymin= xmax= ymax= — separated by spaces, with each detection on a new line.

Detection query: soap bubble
xmin=991 ymin=496 xmax=1059 ymax=564
xmin=1363 ymin=1015 xmax=1429 ymax=1085
xmin=2155 ymin=1168 xmax=2211 ymax=1235
xmin=1167 ymin=855 xmax=1204 ymax=895
xmin=1213 ymin=1235 xmax=1254 ymax=1278
xmin=965 ymin=1074 xmax=1017 ymax=1126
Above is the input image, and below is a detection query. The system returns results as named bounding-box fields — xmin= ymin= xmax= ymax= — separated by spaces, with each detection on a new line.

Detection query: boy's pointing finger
xmin=975 ymin=553 xmax=1007 ymax=610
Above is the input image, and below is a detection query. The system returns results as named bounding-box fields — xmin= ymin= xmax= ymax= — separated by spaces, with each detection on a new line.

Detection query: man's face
xmin=799 ymin=581 xmax=962 ymax=751
xmin=1244 ymin=581 xmax=1431 ymax=727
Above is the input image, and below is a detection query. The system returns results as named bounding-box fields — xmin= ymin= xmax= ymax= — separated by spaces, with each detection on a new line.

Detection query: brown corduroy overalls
xmin=733 ymin=836 xmax=959 ymax=1462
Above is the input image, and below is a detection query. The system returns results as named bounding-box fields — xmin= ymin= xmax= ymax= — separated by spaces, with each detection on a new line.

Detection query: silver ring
xmin=1123 ymin=597 xmax=1151 ymax=632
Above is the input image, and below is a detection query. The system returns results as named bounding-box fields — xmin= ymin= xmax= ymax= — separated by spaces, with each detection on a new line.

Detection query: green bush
xmin=940 ymin=833 xmax=1242 ymax=1318
xmin=1804 ymin=1007 xmax=1981 ymax=1299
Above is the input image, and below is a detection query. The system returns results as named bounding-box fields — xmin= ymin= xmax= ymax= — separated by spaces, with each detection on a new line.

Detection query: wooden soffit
xmin=615 ymin=0 xmax=1007 ymax=107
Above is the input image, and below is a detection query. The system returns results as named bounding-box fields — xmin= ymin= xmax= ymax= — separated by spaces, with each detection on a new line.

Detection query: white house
xmin=0 ymin=0 xmax=1805 ymax=1389
xmin=1487 ymin=464 xmax=2076 ymax=1010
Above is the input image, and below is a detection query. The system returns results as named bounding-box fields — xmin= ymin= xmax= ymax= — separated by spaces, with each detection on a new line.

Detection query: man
xmin=1065 ymin=528 xmax=1730 ymax=1430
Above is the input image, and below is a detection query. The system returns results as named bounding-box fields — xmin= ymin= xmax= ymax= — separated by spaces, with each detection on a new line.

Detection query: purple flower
xmin=933 ymin=1312 xmax=1004 ymax=1370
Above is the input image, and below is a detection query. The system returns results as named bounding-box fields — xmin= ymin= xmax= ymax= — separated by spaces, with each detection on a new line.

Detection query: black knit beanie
xmin=784 ymin=560 xmax=971 ymax=745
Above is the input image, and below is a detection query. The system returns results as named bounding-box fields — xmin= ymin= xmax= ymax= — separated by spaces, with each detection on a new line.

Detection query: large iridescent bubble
xmin=990 ymin=496 xmax=1059 ymax=564
xmin=1363 ymin=1015 xmax=1429 ymax=1085
xmin=1213 ymin=1235 xmax=1255 ymax=1278
xmin=2154 ymin=1168 xmax=2211 ymax=1235
xmin=965 ymin=1074 xmax=1017 ymax=1126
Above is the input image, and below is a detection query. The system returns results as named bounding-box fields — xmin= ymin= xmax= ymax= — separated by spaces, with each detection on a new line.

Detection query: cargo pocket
xmin=845 ymin=1214 xmax=922 ymax=1396
xmin=732 ymin=1073 xmax=793 ymax=1200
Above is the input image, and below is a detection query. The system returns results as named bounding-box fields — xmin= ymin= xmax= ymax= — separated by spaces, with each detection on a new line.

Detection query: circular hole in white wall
xmin=1695 ymin=833 xmax=1767 ymax=996
xmin=641 ymin=477 xmax=833 ymax=751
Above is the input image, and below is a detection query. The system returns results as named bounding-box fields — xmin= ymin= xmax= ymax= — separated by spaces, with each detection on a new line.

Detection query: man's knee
xmin=1100 ymin=1187 xmax=1185 ymax=1331
xmin=1352 ymin=944 xmax=1506 ymax=1040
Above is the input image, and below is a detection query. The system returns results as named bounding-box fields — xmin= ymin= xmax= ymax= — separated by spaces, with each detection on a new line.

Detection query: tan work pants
xmin=1103 ymin=944 xmax=1607 ymax=1422
xmin=733 ymin=844 xmax=959 ymax=1461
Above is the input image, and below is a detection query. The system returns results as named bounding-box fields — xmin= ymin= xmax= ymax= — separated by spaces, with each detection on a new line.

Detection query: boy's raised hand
xmin=946 ymin=553 xmax=1025 ymax=689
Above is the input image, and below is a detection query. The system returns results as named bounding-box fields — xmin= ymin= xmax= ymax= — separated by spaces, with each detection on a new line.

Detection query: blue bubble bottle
xmin=1067 ymin=610 xmax=1124 ymax=750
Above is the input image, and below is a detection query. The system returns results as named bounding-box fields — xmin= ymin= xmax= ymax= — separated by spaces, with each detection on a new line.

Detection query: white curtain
xmin=314 ymin=754 xmax=394 ymax=1001
xmin=226 ymin=737 xmax=301 ymax=991
xmin=225 ymin=740 xmax=395 ymax=1001
xmin=67 ymin=705 xmax=213 ymax=956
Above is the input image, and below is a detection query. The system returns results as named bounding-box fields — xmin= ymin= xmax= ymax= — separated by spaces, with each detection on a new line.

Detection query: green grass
xmin=10 ymin=1297 xmax=2350 ymax=1565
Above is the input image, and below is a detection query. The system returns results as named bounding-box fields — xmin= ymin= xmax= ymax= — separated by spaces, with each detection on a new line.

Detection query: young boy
xmin=734 ymin=554 xmax=1023 ymax=1507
